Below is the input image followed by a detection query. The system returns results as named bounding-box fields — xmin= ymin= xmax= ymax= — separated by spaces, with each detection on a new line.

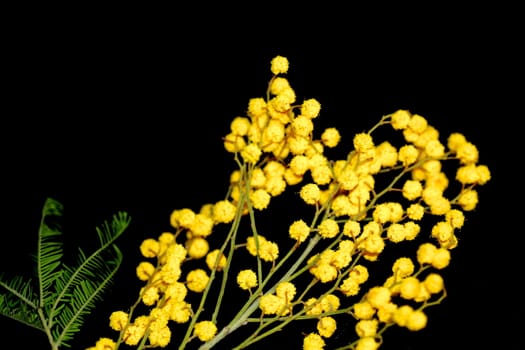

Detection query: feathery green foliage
xmin=0 ymin=198 xmax=131 ymax=350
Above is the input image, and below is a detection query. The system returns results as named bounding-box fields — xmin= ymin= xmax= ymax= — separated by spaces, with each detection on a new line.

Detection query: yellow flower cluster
xmin=88 ymin=55 xmax=490 ymax=350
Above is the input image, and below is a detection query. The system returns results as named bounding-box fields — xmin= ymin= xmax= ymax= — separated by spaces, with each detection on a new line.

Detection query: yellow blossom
xmin=136 ymin=261 xmax=156 ymax=281
xmin=87 ymin=338 xmax=116 ymax=350
xmin=320 ymin=294 xmax=341 ymax=312
xmin=406 ymin=309 xmax=428 ymax=331
xmin=399 ymin=276 xmax=421 ymax=300
xmin=289 ymin=155 xmax=310 ymax=175
xmin=317 ymin=219 xmax=339 ymax=239
xmin=109 ymin=310 xmax=128 ymax=331
xmin=376 ymin=141 xmax=398 ymax=167
xmin=300 ymin=98 xmax=321 ymax=119
xmin=432 ymin=248 xmax=451 ymax=269
xmin=303 ymin=332 xmax=326 ymax=350
xmin=398 ymin=144 xmax=419 ymax=166
xmin=270 ymin=55 xmax=289 ymax=75
xmin=141 ymin=285 xmax=160 ymax=306
xmin=424 ymin=139 xmax=445 ymax=158
xmin=186 ymin=269 xmax=209 ymax=292
xmin=170 ymin=208 xmax=195 ymax=228
xmin=447 ymin=132 xmax=467 ymax=151
xmin=408 ymin=114 xmax=428 ymax=133
xmin=241 ymin=143 xmax=262 ymax=164
xmin=458 ymin=188 xmax=479 ymax=211
xmin=237 ymin=269 xmax=258 ymax=290
xmin=168 ymin=301 xmax=191 ymax=323
xmin=188 ymin=213 xmax=214 ymax=237
xmin=289 ymin=219 xmax=310 ymax=242
xmin=300 ymin=183 xmax=321 ymax=205
xmin=423 ymin=273 xmax=445 ymax=294
xmin=390 ymin=109 xmax=411 ymax=130
xmin=186 ymin=237 xmax=209 ymax=259
xmin=276 ymin=281 xmax=296 ymax=302
xmin=321 ymin=127 xmax=341 ymax=148
xmin=270 ymin=76 xmax=291 ymax=95
xmin=317 ymin=316 xmax=337 ymax=338
xmin=353 ymin=301 xmax=375 ymax=320
xmin=355 ymin=319 xmax=378 ymax=338
xmin=366 ymin=286 xmax=391 ymax=309
xmin=250 ymin=189 xmax=271 ymax=210
xmin=140 ymin=238 xmax=160 ymax=258
xmin=212 ymin=200 xmax=237 ymax=223
xmin=247 ymin=97 xmax=267 ymax=119
xmin=406 ymin=204 xmax=425 ymax=221
xmin=339 ymin=276 xmax=360 ymax=296
xmin=456 ymin=141 xmax=479 ymax=164
xmin=343 ymin=220 xmax=361 ymax=238
xmin=445 ymin=209 xmax=465 ymax=228
xmin=402 ymin=180 xmax=423 ymax=200
xmin=355 ymin=336 xmax=380 ymax=350
xmin=194 ymin=320 xmax=217 ymax=342
xmin=205 ymin=249 xmax=227 ymax=271
xmin=392 ymin=257 xmax=415 ymax=278
xmin=259 ymin=293 xmax=286 ymax=315
xmin=230 ymin=116 xmax=251 ymax=136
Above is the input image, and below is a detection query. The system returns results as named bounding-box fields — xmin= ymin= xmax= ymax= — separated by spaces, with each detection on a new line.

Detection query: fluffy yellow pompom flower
xmin=317 ymin=316 xmax=337 ymax=338
xmin=353 ymin=301 xmax=375 ymax=320
xmin=300 ymin=183 xmax=321 ymax=205
xmin=109 ymin=310 xmax=128 ymax=331
xmin=87 ymin=337 xmax=116 ymax=350
xmin=390 ymin=109 xmax=411 ymax=130
xmin=398 ymin=144 xmax=419 ymax=166
xmin=276 ymin=281 xmax=297 ymax=302
xmin=423 ymin=273 xmax=444 ymax=294
xmin=431 ymin=248 xmax=451 ymax=269
xmin=241 ymin=143 xmax=262 ymax=164
xmin=259 ymin=294 xmax=286 ymax=315
xmin=186 ymin=269 xmax=210 ymax=292
xmin=456 ymin=141 xmax=479 ymax=164
xmin=212 ymin=200 xmax=237 ymax=223
xmin=402 ymin=180 xmax=423 ymax=201
xmin=458 ymin=188 xmax=479 ymax=211
xmin=136 ymin=261 xmax=156 ymax=281
xmin=250 ymin=189 xmax=271 ymax=210
xmin=392 ymin=257 xmax=415 ymax=278
xmin=237 ymin=269 xmax=258 ymax=290
xmin=289 ymin=219 xmax=310 ymax=242
xmin=399 ymin=276 xmax=421 ymax=300
xmin=355 ymin=319 xmax=379 ymax=338
xmin=355 ymin=336 xmax=380 ymax=350
xmin=317 ymin=219 xmax=340 ymax=239
xmin=139 ymin=238 xmax=160 ymax=258
xmin=270 ymin=55 xmax=289 ymax=75
xmin=186 ymin=237 xmax=209 ymax=259
xmin=321 ymin=127 xmax=341 ymax=148
xmin=246 ymin=235 xmax=279 ymax=262
xmin=366 ymin=286 xmax=391 ymax=309
xmin=303 ymin=332 xmax=326 ymax=350
xmin=194 ymin=320 xmax=217 ymax=342
xmin=417 ymin=243 xmax=438 ymax=265
xmin=206 ymin=249 xmax=227 ymax=271
xmin=406 ymin=309 xmax=428 ymax=331
xmin=353 ymin=132 xmax=374 ymax=151
xmin=301 ymin=98 xmax=321 ymax=119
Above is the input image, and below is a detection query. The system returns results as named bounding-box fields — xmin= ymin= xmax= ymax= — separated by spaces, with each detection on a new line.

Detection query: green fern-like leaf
xmin=37 ymin=198 xmax=65 ymax=309
xmin=0 ymin=198 xmax=131 ymax=349
xmin=0 ymin=275 xmax=41 ymax=330
xmin=50 ymin=211 xmax=130 ymax=347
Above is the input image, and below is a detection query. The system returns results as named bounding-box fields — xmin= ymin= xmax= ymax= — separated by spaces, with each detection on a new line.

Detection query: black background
xmin=1 ymin=6 xmax=520 ymax=350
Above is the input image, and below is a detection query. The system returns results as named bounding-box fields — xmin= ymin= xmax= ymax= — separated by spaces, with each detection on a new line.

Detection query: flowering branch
xmin=87 ymin=55 xmax=490 ymax=350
